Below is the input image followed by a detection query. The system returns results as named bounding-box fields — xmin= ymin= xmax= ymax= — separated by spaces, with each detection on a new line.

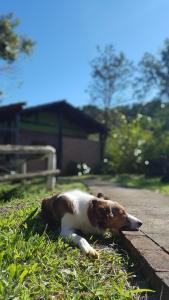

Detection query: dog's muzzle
xmin=121 ymin=213 xmax=143 ymax=231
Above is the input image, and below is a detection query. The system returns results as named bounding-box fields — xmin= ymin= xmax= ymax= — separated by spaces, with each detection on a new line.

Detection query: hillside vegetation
xmin=83 ymin=99 xmax=169 ymax=181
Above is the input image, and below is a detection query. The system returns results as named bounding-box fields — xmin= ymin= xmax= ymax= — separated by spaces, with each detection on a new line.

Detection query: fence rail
xmin=0 ymin=145 xmax=60 ymax=190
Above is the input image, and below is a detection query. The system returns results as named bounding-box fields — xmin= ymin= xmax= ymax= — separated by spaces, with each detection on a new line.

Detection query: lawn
xmin=0 ymin=178 xmax=150 ymax=299
xmin=104 ymin=174 xmax=169 ymax=195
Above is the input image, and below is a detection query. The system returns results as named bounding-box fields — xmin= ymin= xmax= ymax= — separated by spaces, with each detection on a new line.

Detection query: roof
xmin=23 ymin=100 xmax=107 ymax=134
xmin=0 ymin=102 xmax=25 ymax=121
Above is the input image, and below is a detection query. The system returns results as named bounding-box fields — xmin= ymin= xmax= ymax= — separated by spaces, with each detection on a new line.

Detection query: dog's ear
xmin=97 ymin=192 xmax=109 ymax=200
xmin=97 ymin=192 xmax=104 ymax=198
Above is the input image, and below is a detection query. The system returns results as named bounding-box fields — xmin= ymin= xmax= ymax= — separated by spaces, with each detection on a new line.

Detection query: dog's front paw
xmin=87 ymin=248 xmax=99 ymax=259
xmin=80 ymin=238 xmax=99 ymax=259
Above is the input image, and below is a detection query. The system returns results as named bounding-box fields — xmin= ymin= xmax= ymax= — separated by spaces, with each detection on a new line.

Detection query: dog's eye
xmin=103 ymin=208 xmax=109 ymax=213
xmin=111 ymin=207 xmax=118 ymax=215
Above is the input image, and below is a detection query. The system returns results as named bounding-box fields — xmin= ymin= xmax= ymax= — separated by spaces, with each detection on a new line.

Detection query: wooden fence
xmin=0 ymin=145 xmax=60 ymax=190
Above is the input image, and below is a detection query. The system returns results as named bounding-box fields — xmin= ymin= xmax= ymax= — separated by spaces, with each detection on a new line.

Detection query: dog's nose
xmin=137 ymin=221 xmax=142 ymax=227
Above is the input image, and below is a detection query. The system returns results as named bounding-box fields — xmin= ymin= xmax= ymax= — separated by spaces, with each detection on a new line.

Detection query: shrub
xmin=106 ymin=113 xmax=153 ymax=174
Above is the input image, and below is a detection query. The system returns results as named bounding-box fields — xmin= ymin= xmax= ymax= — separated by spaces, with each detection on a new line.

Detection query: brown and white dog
xmin=41 ymin=189 xmax=142 ymax=258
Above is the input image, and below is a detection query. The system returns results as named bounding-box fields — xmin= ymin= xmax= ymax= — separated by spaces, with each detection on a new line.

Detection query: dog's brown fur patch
xmin=41 ymin=194 xmax=75 ymax=229
xmin=87 ymin=198 xmax=111 ymax=230
xmin=87 ymin=198 xmax=127 ymax=231
xmin=108 ymin=202 xmax=128 ymax=231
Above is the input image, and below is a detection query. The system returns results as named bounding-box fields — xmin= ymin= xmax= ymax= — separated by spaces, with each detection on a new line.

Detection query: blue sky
xmin=1 ymin=0 xmax=169 ymax=108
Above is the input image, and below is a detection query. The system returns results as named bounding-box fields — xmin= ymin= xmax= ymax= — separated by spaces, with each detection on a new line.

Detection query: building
xmin=0 ymin=100 xmax=107 ymax=173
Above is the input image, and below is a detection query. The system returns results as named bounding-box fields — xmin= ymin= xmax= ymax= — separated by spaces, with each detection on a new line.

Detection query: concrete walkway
xmin=84 ymin=179 xmax=169 ymax=299
xmin=85 ymin=179 xmax=169 ymax=253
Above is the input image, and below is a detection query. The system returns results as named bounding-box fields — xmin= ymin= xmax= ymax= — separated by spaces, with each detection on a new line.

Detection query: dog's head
xmin=88 ymin=195 xmax=142 ymax=232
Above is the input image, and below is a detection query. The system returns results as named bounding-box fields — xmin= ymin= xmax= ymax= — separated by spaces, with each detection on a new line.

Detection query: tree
xmin=0 ymin=13 xmax=34 ymax=98
xmin=87 ymin=45 xmax=133 ymax=127
xmin=106 ymin=112 xmax=153 ymax=174
xmin=82 ymin=104 xmax=104 ymax=124
xmin=136 ymin=39 xmax=169 ymax=100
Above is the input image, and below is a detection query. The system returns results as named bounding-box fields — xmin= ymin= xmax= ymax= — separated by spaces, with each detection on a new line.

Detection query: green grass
xmin=76 ymin=173 xmax=169 ymax=194
xmin=100 ymin=174 xmax=169 ymax=195
xmin=0 ymin=178 xmax=152 ymax=299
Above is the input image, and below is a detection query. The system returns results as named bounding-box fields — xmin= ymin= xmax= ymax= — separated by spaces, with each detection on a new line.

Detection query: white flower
xmin=104 ymin=158 xmax=108 ymax=163
xmin=82 ymin=163 xmax=88 ymax=170
xmin=134 ymin=149 xmax=142 ymax=156
xmin=137 ymin=113 xmax=142 ymax=119
xmin=10 ymin=170 xmax=16 ymax=175
xmin=147 ymin=116 xmax=152 ymax=122
xmin=161 ymin=103 xmax=165 ymax=108
xmin=144 ymin=160 xmax=149 ymax=166
xmin=83 ymin=167 xmax=91 ymax=174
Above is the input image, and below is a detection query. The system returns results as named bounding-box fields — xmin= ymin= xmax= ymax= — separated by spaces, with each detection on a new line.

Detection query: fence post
xmin=21 ymin=160 xmax=27 ymax=184
xmin=0 ymin=145 xmax=59 ymax=189
xmin=47 ymin=149 xmax=56 ymax=190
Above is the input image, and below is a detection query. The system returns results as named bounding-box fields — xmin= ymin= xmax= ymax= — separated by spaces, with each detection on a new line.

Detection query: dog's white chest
xmin=60 ymin=190 xmax=102 ymax=235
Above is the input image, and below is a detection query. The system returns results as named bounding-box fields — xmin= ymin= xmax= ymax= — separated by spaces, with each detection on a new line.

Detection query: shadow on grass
xmin=0 ymin=178 xmax=46 ymax=203
xmin=19 ymin=208 xmax=60 ymax=241
xmin=0 ymin=184 xmax=26 ymax=202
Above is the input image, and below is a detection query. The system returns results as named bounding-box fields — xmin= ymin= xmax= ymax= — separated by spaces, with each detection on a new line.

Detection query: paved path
xmin=85 ymin=180 xmax=169 ymax=298
xmin=85 ymin=180 xmax=169 ymax=253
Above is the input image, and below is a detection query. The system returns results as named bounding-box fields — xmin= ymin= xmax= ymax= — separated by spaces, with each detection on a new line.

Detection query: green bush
xmin=106 ymin=113 xmax=153 ymax=174
xmin=92 ymin=160 xmax=116 ymax=175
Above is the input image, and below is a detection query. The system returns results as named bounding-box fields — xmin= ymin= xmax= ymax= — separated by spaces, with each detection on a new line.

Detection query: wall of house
xmin=0 ymin=120 xmax=16 ymax=144
xmin=20 ymin=131 xmax=100 ymax=173
xmin=19 ymin=112 xmax=101 ymax=174
xmin=62 ymin=137 xmax=100 ymax=172
xmin=20 ymin=130 xmax=58 ymax=172
xmin=21 ymin=112 xmax=87 ymax=138
xmin=20 ymin=130 xmax=58 ymax=148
